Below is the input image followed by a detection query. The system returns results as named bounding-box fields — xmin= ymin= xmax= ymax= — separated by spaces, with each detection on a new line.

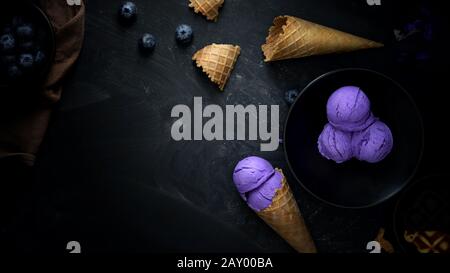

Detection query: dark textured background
xmin=2 ymin=0 xmax=448 ymax=253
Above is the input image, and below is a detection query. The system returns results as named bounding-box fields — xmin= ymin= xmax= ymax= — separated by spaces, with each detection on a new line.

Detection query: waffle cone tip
xmin=256 ymin=168 xmax=317 ymax=253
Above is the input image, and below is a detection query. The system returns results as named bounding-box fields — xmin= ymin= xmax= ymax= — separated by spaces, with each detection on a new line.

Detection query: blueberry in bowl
xmin=0 ymin=3 xmax=55 ymax=89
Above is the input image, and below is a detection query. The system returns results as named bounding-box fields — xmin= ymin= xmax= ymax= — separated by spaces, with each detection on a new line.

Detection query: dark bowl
xmin=0 ymin=2 xmax=55 ymax=89
xmin=284 ymin=68 xmax=424 ymax=208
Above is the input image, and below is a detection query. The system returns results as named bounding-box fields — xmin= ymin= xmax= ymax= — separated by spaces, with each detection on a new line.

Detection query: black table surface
xmin=5 ymin=0 xmax=448 ymax=253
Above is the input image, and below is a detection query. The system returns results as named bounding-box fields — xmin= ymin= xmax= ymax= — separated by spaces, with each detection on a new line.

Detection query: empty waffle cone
xmin=257 ymin=168 xmax=317 ymax=253
xmin=189 ymin=0 xmax=224 ymax=21
xmin=192 ymin=43 xmax=240 ymax=91
xmin=262 ymin=15 xmax=383 ymax=62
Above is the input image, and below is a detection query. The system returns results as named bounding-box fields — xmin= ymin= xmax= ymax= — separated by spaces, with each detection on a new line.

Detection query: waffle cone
xmin=257 ymin=169 xmax=317 ymax=253
xmin=262 ymin=16 xmax=383 ymax=62
xmin=189 ymin=0 xmax=224 ymax=21
xmin=192 ymin=43 xmax=240 ymax=91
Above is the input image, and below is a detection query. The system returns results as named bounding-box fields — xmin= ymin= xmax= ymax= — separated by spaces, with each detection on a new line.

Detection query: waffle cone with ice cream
xmin=233 ymin=156 xmax=317 ymax=253
xmin=193 ymin=43 xmax=240 ymax=91
xmin=189 ymin=0 xmax=224 ymax=21
xmin=262 ymin=15 xmax=383 ymax=62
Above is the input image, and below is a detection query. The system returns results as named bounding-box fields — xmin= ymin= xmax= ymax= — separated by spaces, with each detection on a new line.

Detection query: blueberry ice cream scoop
xmin=318 ymin=123 xmax=353 ymax=163
xmin=326 ymin=86 xmax=376 ymax=132
xmin=352 ymin=121 xmax=393 ymax=163
xmin=232 ymin=156 xmax=283 ymax=212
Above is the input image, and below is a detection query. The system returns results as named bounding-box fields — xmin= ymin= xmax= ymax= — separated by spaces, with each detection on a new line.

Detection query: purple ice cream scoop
xmin=352 ymin=121 xmax=393 ymax=163
xmin=318 ymin=123 xmax=353 ymax=163
xmin=233 ymin=156 xmax=283 ymax=212
xmin=327 ymin=86 xmax=377 ymax=132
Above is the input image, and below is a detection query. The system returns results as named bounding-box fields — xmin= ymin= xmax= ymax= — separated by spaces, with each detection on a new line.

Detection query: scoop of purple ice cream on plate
xmin=317 ymin=123 xmax=353 ymax=163
xmin=352 ymin=120 xmax=393 ymax=163
xmin=233 ymin=156 xmax=283 ymax=212
xmin=327 ymin=86 xmax=377 ymax=132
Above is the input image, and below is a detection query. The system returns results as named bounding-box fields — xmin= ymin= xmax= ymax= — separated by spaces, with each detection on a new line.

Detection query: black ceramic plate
xmin=0 ymin=3 xmax=55 ymax=89
xmin=393 ymin=175 xmax=450 ymax=253
xmin=284 ymin=68 xmax=424 ymax=208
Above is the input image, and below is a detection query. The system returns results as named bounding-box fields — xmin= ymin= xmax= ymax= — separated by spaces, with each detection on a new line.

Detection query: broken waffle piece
xmin=189 ymin=0 xmax=224 ymax=21
xmin=375 ymin=228 xmax=395 ymax=253
xmin=192 ymin=43 xmax=240 ymax=91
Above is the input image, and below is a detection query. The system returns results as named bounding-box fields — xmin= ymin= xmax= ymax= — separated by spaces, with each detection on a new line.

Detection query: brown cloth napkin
xmin=0 ymin=0 xmax=85 ymax=166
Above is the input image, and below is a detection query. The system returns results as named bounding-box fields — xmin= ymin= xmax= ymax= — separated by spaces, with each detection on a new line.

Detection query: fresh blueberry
xmin=0 ymin=34 xmax=16 ymax=52
xmin=19 ymin=41 xmax=35 ymax=52
xmin=139 ymin=33 xmax=156 ymax=53
xmin=7 ymin=64 xmax=23 ymax=80
xmin=15 ymin=23 xmax=35 ymax=40
xmin=119 ymin=2 xmax=137 ymax=21
xmin=34 ymin=50 xmax=46 ymax=65
xmin=284 ymin=89 xmax=300 ymax=105
xmin=1 ymin=55 xmax=16 ymax=65
xmin=175 ymin=24 xmax=193 ymax=45
xmin=18 ymin=53 xmax=34 ymax=69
